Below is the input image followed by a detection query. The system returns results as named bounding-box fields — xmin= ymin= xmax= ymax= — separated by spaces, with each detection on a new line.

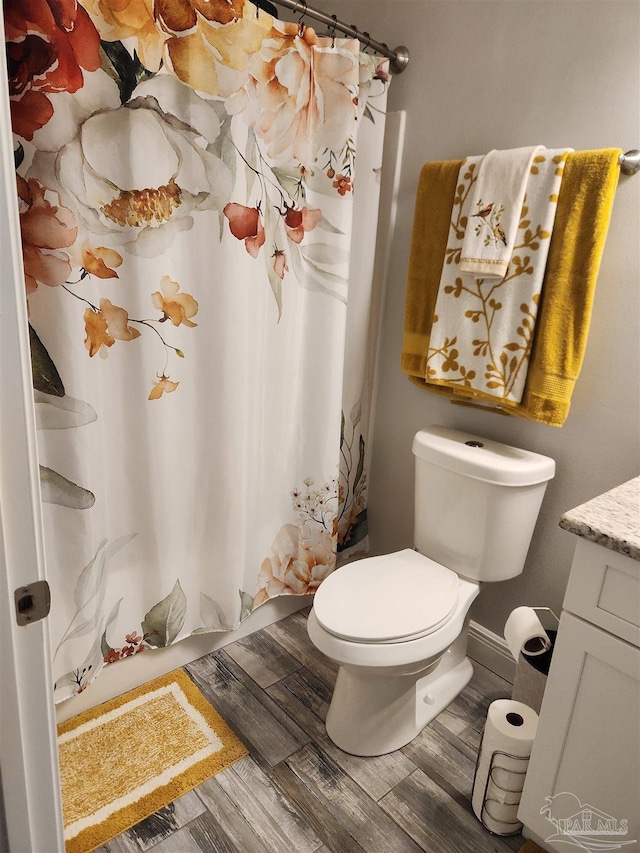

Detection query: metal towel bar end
xmin=619 ymin=149 xmax=640 ymax=176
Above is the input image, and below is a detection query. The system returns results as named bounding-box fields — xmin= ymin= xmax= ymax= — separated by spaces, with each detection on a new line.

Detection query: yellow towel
xmin=401 ymin=149 xmax=621 ymax=426
xmin=401 ymin=160 xmax=463 ymax=379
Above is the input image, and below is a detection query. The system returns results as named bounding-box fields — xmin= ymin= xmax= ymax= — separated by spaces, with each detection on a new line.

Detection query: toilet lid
xmin=313 ymin=549 xmax=459 ymax=643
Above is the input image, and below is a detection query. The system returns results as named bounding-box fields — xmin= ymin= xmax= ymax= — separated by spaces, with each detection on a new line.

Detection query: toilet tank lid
xmin=412 ymin=425 xmax=555 ymax=486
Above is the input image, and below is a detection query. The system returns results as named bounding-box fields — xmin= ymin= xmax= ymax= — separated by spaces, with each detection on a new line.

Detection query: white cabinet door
xmin=518 ymin=612 xmax=639 ymax=851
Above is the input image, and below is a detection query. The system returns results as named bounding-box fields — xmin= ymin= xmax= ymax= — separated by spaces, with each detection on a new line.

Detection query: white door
xmin=0 ymin=19 xmax=65 ymax=851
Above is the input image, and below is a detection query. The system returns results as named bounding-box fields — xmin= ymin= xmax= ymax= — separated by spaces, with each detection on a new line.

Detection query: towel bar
xmin=619 ymin=150 xmax=640 ymax=176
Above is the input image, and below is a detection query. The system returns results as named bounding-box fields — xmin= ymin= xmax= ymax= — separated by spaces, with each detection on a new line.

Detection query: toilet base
xmin=325 ymin=638 xmax=474 ymax=756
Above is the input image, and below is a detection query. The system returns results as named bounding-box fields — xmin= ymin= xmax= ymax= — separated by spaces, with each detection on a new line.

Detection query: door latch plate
xmin=14 ymin=580 xmax=51 ymax=626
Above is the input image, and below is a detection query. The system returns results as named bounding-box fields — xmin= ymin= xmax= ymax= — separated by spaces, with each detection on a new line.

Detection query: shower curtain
xmin=5 ymin=0 xmax=390 ymax=701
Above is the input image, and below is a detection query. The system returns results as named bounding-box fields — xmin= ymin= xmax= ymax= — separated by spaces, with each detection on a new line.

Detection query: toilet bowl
xmin=307 ymin=548 xmax=480 ymax=756
xmin=307 ymin=425 xmax=555 ymax=757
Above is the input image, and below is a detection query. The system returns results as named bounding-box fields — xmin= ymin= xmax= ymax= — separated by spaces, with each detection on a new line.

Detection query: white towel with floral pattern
xmin=426 ymin=148 xmax=572 ymax=405
xmin=459 ymin=146 xmax=543 ymax=279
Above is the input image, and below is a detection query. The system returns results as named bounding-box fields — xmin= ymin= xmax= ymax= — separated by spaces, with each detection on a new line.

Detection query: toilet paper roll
xmin=504 ymin=607 xmax=551 ymax=661
xmin=486 ymin=779 xmax=521 ymax=807
xmin=484 ymin=798 xmax=520 ymax=824
xmin=472 ymin=699 xmax=538 ymax=829
xmin=482 ymin=799 xmax=521 ymax=835
xmin=489 ymin=764 xmax=526 ymax=803
xmin=481 ymin=811 xmax=521 ymax=836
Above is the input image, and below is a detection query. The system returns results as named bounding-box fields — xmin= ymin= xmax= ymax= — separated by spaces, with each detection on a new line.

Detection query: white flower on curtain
xmin=54 ymin=76 xmax=233 ymax=258
xmin=6 ymin=0 xmax=391 ymax=701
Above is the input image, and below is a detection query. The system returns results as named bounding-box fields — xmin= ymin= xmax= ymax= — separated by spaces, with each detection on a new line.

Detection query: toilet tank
xmin=412 ymin=426 xmax=555 ymax=582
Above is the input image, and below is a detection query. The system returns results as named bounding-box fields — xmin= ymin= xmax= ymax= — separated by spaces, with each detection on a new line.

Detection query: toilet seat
xmin=313 ymin=549 xmax=459 ymax=644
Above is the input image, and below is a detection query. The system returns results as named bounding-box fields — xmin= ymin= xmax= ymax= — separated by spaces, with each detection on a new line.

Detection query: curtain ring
xmin=362 ymin=31 xmax=371 ymax=51
xmin=298 ymin=0 xmax=307 ymax=36
xmin=329 ymin=14 xmax=338 ymax=47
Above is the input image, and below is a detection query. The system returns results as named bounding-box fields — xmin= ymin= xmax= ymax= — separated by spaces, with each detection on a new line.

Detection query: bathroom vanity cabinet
xmin=518 ymin=478 xmax=640 ymax=852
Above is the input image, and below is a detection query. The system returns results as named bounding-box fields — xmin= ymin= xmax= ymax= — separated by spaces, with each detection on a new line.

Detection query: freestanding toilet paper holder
xmin=472 ymin=747 xmax=530 ymax=836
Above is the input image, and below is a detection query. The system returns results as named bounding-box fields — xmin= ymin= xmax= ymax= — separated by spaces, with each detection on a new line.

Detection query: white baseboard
xmin=468 ymin=619 xmax=515 ymax=684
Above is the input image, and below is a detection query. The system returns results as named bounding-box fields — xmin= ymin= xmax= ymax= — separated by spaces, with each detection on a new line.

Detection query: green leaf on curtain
xmin=99 ymin=41 xmax=153 ymax=104
xmin=239 ymin=590 xmax=254 ymax=622
xmin=353 ymin=434 xmax=365 ymax=490
xmin=272 ymin=167 xmax=305 ymax=203
xmin=245 ymin=128 xmax=257 ymax=203
xmin=363 ymin=104 xmax=375 ymax=124
xmin=73 ymin=539 xmax=107 ymax=610
xmin=53 ymin=537 xmax=134 ymax=662
xmin=29 ymin=324 xmax=64 ymax=396
xmin=100 ymin=598 xmax=123 ymax=656
xmin=208 ymin=117 xmax=237 ymax=193
xmin=350 ymin=398 xmax=362 ymax=429
xmin=300 ymin=274 xmax=347 ymax=303
xmin=34 ymin=390 xmax=97 ymax=430
xmin=101 ymin=630 xmax=114 ymax=658
xmin=73 ymin=537 xmax=134 ymax=611
xmin=338 ymin=509 xmax=368 ymax=552
xmin=301 ymin=243 xmax=350 ymax=266
xmin=54 ymin=597 xmax=123 ymax=698
xmin=286 ymin=243 xmax=347 ymax=305
xmin=40 ymin=465 xmax=95 ymax=509
xmin=316 ymin=213 xmax=345 ymax=235
xmin=142 ymin=579 xmax=187 ymax=647
xmin=301 ymin=258 xmax=348 ymax=286
xmin=191 ymin=592 xmax=229 ymax=633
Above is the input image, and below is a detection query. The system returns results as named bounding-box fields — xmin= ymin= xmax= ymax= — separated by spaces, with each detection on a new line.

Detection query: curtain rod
xmin=255 ymin=0 xmax=410 ymax=74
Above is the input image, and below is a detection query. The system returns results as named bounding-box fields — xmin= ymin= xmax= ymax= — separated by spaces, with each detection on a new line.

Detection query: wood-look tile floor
xmin=99 ymin=608 xmax=523 ymax=853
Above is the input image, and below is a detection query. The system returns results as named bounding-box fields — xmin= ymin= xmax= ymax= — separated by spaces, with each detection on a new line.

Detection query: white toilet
xmin=307 ymin=425 xmax=555 ymax=756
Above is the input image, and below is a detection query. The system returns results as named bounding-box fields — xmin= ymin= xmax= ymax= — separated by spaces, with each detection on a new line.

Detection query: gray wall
xmin=340 ymin=0 xmax=640 ymax=635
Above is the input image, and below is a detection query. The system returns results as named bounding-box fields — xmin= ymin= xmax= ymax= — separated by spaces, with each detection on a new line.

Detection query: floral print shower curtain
xmin=5 ymin=0 xmax=390 ymax=701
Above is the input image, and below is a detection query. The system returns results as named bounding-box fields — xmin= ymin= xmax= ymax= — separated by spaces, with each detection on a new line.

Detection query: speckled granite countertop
xmin=560 ymin=476 xmax=640 ymax=561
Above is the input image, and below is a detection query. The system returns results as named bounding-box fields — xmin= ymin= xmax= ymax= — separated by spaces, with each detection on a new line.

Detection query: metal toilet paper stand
xmin=511 ymin=606 xmax=559 ymax=714
xmin=472 ymin=748 xmax=530 ymax=836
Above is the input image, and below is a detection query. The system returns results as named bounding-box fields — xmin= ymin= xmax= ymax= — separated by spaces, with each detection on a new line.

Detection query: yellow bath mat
xmin=57 ymin=668 xmax=248 ymax=853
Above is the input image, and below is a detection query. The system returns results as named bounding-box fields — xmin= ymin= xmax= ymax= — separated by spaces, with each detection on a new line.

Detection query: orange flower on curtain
xmin=246 ymin=24 xmax=359 ymax=170
xmin=81 ymin=0 xmax=164 ymax=71
xmin=84 ymin=299 xmax=141 ymax=357
xmin=4 ymin=0 xmax=101 ymax=140
xmin=152 ymin=277 xmax=199 ymax=327
xmin=283 ymin=206 xmax=322 ymax=243
xmin=255 ymin=522 xmax=336 ymax=607
xmin=82 ymin=0 xmax=273 ymax=96
xmin=81 ymin=244 xmax=123 ymax=279
xmin=148 ymin=375 xmax=179 ymax=399
xmin=17 ymin=176 xmax=78 ymax=294
xmin=224 ymin=203 xmax=266 ymax=257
